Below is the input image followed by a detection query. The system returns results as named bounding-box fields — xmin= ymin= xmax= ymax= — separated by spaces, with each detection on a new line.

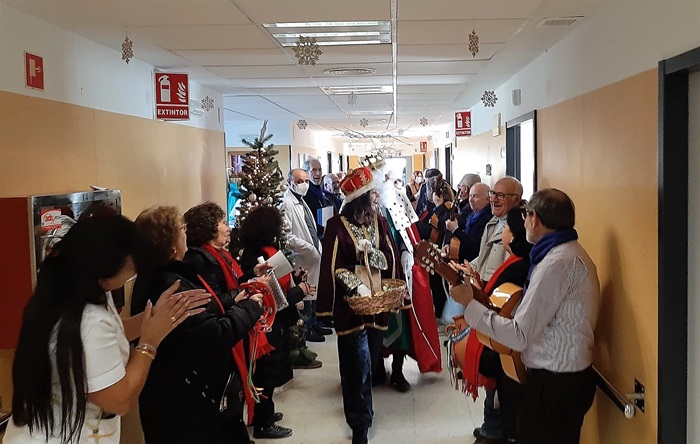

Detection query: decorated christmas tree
xmin=235 ymin=120 xmax=285 ymax=225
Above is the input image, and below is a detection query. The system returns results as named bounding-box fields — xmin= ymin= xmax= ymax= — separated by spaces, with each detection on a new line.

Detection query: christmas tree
xmin=235 ymin=120 xmax=285 ymax=225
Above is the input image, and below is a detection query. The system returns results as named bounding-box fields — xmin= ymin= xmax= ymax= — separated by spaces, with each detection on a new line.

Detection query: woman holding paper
xmin=239 ymin=206 xmax=316 ymax=439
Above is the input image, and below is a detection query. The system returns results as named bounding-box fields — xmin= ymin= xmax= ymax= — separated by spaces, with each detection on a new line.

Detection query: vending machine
xmin=0 ymin=189 xmax=122 ymax=349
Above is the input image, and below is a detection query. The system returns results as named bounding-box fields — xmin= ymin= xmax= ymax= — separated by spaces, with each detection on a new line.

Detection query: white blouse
xmin=4 ymin=292 xmax=130 ymax=444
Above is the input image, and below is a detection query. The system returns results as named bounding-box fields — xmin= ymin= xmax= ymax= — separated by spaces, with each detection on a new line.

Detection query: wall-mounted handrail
xmin=592 ymin=365 xmax=640 ymax=419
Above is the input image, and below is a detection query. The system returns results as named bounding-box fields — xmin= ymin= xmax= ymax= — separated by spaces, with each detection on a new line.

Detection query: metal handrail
xmin=592 ymin=366 xmax=641 ymax=419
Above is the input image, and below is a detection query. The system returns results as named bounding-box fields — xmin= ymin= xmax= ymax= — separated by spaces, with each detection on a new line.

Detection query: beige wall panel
xmin=453 ymin=128 xmax=506 ymax=188
xmin=0 ymin=90 xmax=225 ymax=443
xmin=539 ymin=70 xmax=658 ymax=444
xmin=0 ymin=91 xmax=98 ymax=196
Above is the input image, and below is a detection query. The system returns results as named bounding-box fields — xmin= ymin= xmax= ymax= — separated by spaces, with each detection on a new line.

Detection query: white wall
xmin=0 ymin=3 xmax=223 ymax=132
xmin=687 ymin=70 xmax=700 ymax=444
xmin=466 ymin=0 xmax=700 ymax=134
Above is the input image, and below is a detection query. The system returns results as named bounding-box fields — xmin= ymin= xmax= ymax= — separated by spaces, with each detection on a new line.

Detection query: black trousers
xmin=252 ymin=385 xmax=275 ymax=428
xmin=337 ymin=327 xmax=385 ymax=434
xmin=518 ymin=366 xmax=596 ymax=444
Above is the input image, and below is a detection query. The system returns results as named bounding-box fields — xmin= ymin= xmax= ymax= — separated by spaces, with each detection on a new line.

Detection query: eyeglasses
xmin=521 ymin=209 xmax=534 ymax=221
xmin=488 ymin=190 xmax=519 ymax=200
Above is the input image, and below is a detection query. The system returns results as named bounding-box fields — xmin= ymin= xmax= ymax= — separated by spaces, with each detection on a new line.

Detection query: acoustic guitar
xmin=414 ymin=240 xmax=528 ymax=384
xmin=447 ymin=203 xmax=461 ymax=262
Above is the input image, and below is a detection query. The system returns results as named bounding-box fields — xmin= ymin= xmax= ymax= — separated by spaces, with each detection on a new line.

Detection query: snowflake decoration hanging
xmin=468 ymin=29 xmax=480 ymax=58
xmin=359 ymin=118 xmax=369 ymax=128
xmin=297 ymin=119 xmax=308 ymax=130
xmin=201 ymin=96 xmax=215 ymax=112
xmin=121 ymin=36 xmax=134 ymax=64
xmin=398 ymin=128 xmax=404 ymax=136
xmin=420 ymin=117 xmax=428 ymax=127
xmin=427 ymin=135 xmax=433 ymax=141
xmin=348 ymin=92 xmax=357 ymax=107
xmin=293 ymin=36 xmax=323 ymax=66
xmin=481 ymin=90 xmax=498 ymax=107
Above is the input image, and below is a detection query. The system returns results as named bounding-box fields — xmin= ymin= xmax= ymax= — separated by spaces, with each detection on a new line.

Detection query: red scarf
xmin=260 ymin=246 xmax=292 ymax=291
xmin=463 ymin=254 xmax=524 ymax=400
xmin=483 ymin=254 xmax=523 ymax=295
xmin=202 ymin=243 xmax=244 ymax=291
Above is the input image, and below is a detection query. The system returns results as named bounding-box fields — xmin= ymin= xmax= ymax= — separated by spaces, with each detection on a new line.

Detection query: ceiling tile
xmin=133 ymin=24 xmax=277 ymax=50
xmin=397 ymin=19 xmax=527 ymax=45
xmin=208 ymin=65 xmax=308 ymax=79
xmin=234 ymin=0 xmax=390 ymax=22
xmin=397 ymin=0 xmax=547 ymax=20
xmin=398 ymin=60 xmax=485 ymax=75
xmin=175 ymin=49 xmax=293 ymax=66
xmin=398 ymin=43 xmax=502 ymax=61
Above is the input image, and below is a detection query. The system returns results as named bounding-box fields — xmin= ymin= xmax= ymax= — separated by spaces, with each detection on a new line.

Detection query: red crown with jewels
xmin=340 ymin=167 xmax=376 ymax=203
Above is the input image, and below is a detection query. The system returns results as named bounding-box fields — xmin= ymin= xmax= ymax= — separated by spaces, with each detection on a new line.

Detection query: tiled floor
xmin=258 ymin=332 xmax=485 ymax=444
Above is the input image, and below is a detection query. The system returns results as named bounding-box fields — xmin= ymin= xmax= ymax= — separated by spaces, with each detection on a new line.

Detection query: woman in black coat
xmin=131 ymin=205 xmax=263 ymax=444
xmin=239 ymin=206 xmax=315 ymax=440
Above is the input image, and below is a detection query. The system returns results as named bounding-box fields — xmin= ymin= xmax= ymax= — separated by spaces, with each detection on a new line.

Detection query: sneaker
xmin=306 ymin=330 xmax=326 ymax=342
xmin=272 ymin=412 xmax=284 ymax=423
xmin=274 ymin=379 xmax=294 ymax=395
xmin=292 ymin=359 xmax=323 ymax=369
xmin=253 ymin=425 xmax=293 ymax=439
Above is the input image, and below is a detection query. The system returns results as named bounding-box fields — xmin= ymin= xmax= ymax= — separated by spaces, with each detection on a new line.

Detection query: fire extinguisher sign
xmin=155 ymin=72 xmax=190 ymax=120
xmin=455 ymin=111 xmax=472 ymax=137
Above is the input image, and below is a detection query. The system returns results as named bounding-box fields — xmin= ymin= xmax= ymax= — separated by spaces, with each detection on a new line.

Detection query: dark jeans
xmin=518 ymin=366 xmax=596 ymax=444
xmin=252 ymin=385 xmax=275 ymax=428
xmin=337 ymin=328 xmax=384 ymax=434
xmin=302 ymin=300 xmax=318 ymax=329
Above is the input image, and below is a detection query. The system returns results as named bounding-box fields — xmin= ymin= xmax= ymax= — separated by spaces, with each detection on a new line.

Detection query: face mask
xmin=292 ymin=182 xmax=309 ymax=196
xmin=415 ymin=176 xmax=423 ymax=183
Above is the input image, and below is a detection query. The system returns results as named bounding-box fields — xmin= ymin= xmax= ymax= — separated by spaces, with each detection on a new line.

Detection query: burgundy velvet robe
xmin=317 ymin=213 xmax=403 ymax=335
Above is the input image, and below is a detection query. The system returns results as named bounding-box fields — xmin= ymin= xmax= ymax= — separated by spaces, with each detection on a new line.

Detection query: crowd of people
xmin=4 ymin=156 xmax=600 ymax=444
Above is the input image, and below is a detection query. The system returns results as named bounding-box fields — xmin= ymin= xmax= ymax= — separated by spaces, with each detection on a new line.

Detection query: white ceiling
xmin=1 ymin=0 xmax=610 ymax=134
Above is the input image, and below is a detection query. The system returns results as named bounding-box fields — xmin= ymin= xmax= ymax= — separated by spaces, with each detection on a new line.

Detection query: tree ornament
xmin=122 ymin=35 xmax=134 ymax=64
xmin=468 ymin=29 xmax=480 ymax=58
xmin=249 ymin=193 xmax=257 ymax=202
xmin=265 ymin=196 xmax=274 ymax=204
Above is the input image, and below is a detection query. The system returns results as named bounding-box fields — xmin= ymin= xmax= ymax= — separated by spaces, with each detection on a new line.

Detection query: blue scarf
xmin=526 ymin=228 xmax=578 ymax=285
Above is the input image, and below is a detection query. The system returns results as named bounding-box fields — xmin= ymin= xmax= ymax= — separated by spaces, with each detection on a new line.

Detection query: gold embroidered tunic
xmin=317 ymin=214 xmax=403 ymax=335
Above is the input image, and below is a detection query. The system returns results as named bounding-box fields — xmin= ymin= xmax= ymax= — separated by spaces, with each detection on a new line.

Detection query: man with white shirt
xmin=281 ymin=168 xmax=328 ymax=343
xmin=451 ymin=188 xmax=600 ymax=444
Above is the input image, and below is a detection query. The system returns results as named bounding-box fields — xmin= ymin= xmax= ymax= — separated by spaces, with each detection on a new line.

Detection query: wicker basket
xmin=345 ymin=249 xmax=407 ymax=315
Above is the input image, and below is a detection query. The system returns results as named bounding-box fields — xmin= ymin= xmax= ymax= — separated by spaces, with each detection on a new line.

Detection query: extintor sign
xmin=455 ymin=111 xmax=472 ymax=137
xmin=155 ymin=72 xmax=189 ymax=120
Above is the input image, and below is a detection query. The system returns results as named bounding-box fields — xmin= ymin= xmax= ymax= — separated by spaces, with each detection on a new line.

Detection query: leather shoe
xmin=390 ymin=373 xmax=411 ymax=393
xmin=351 ymin=428 xmax=368 ymax=444
xmin=314 ymin=325 xmax=333 ymax=335
xmin=253 ymin=425 xmax=293 ymax=439
xmin=272 ymin=412 xmax=283 ymax=422
xmin=306 ymin=330 xmax=325 ymax=342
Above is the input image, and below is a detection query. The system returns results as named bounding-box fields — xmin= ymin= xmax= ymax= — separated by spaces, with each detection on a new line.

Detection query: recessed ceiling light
xmin=347 ymin=110 xmax=394 ymax=116
xmin=323 ymin=67 xmax=377 ymax=76
xmin=264 ymin=21 xmax=387 ymax=28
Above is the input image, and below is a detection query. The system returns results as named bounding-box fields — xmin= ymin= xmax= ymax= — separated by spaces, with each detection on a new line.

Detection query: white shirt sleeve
xmin=81 ymin=306 xmax=128 ymax=393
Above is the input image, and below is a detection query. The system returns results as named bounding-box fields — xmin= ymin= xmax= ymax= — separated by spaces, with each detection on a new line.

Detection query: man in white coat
xmin=281 ymin=168 xmax=327 ymax=342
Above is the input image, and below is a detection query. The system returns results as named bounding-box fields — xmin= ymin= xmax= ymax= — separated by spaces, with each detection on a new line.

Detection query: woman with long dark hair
xmin=316 ymin=167 xmax=403 ymax=444
xmin=5 ymin=216 xmax=207 ymax=444
xmin=239 ymin=205 xmax=315 ymax=440
xmin=130 ymin=206 xmax=264 ymax=444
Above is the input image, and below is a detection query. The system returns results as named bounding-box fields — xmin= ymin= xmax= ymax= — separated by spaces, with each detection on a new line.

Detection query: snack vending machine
xmin=0 ymin=189 xmax=122 ymax=349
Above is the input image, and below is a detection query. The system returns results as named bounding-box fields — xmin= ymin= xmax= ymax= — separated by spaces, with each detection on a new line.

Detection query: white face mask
xmin=415 ymin=176 xmax=423 ymax=183
xmin=292 ymin=181 xmax=309 ymax=196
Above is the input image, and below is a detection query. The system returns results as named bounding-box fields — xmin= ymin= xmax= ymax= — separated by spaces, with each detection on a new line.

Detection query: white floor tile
xmin=256 ymin=333 xmax=484 ymax=444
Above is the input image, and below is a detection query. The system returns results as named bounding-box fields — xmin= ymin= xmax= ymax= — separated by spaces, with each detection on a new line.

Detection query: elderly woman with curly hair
xmin=130 ymin=205 xmax=264 ymax=444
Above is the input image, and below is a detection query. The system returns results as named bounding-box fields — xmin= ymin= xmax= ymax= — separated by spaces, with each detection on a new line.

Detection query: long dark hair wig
xmin=341 ymin=190 xmax=375 ymax=222
xmin=11 ymin=215 xmax=136 ymax=442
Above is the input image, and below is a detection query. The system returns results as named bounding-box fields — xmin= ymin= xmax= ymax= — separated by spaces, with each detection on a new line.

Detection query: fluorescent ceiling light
xmin=273 ymin=31 xmax=383 ymax=38
xmin=264 ymin=20 xmax=391 ymax=47
xmin=280 ymin=40 xmax=385 ymax=47
xmin=321 ymin=85 xmax=393 ymax=95
xmin=347 ymin=110 xmax=394 ymax=116
xmin=264 ymin=21 xmax=386 ymax=28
